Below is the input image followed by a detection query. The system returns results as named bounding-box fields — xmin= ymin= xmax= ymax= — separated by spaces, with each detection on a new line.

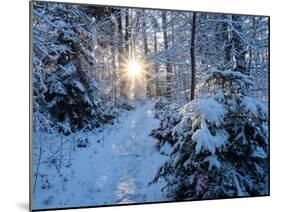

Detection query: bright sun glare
xmin=127 ymin=59 xmax=143 ymax=78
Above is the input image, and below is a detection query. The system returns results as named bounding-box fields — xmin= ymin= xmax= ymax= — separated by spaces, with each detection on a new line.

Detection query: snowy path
xmin=34 ymin=101 xmax=168 ymax=209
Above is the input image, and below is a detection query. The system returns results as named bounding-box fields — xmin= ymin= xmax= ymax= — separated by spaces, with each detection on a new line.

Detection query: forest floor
xmin=33 ymin=100 xmax=170 ymax=209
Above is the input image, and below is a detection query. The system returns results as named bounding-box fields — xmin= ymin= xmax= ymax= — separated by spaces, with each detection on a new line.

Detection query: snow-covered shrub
xmin=150 ymin=65 xmax=269 ymax=199
xmin=151 ymin=98 xmax=182 ymax=151
xmin=154 ymin=97 xmax=170 ymax=111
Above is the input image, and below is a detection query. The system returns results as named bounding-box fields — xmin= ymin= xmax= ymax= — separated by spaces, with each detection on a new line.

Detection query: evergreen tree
xmin=33 ymin=2 xmax=115 ymax=134
xmin=150 ymin=64 xmax=268 ymax=199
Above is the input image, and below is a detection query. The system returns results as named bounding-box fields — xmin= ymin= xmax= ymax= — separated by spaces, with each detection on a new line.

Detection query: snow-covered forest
xmin=31 ymin=1 xmax=269 ymax=210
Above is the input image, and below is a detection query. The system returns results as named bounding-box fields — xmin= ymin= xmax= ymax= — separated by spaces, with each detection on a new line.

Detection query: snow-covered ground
xmin=33 ymin=101 xmax=169 ymax=210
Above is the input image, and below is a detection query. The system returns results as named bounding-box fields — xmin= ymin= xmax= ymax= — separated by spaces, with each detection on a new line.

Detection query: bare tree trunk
xmin=232 ymin=15 xmax=247 ymax=74
xmin=221 ymin=15 xmax=232 ymax=64
xmin=124 ymin=9 xmax=131 ymax=99
xmin=128 ymin=10 xmax=134 ymax=58
xmin=111 ymin=42 xmax=116 ymax=105
xmin=171 ymin=23 xmax=177 ymax=99
xmin=190 ymin=12 xmax=197 ymax=101
xmin=117 ymin=10 xmax=127 ymax=100
xmin=153 ymin=17 xmax=160 ymax=97
xmin=125 ymin=9 xmax=130 ymax=55
xmin=142 ymin=10 xmax=151 ymax=98
xmin=161 ymin=11 xmax=172 ymax=99
xmin=248 ymin=17 xmax=262 ymax=74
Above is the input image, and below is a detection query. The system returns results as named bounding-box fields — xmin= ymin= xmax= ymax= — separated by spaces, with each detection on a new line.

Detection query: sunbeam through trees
xmin=31 ymin=1 xmax=269 ymax=210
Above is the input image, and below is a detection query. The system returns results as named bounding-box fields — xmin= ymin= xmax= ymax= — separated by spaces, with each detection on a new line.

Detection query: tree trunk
xmin=232 ymin=15 xmax=247 ymax=74
xmin=125 ymin=9 xmax=130 ymax=55
xmin=161 ymin=11 xmax=172 ymax=99
xmin=117 ymin=10 xmax=126 ymax=100
xmin=190 ymin=12 xmax=197 ymax=101
xmin=142 ymin=10 xmax=151 ymax=98
xmin=221 ymin=15 xmax=232 ymax=64
xmin=111 ymin=42 xmax=117 ymax=105
xmin=153 ymin=18 xmax=160 ymax=97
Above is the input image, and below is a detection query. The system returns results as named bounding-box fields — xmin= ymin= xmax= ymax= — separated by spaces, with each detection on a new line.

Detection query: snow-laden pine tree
xmin=33 ymin=2 xmax=115 ymax=134
xmin=150 ymin=63 xmax=269 ymax=199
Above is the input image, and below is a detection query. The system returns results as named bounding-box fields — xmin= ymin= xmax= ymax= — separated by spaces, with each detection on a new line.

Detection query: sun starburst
xmin=126 ymin=59 xmax=143 ymax=78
